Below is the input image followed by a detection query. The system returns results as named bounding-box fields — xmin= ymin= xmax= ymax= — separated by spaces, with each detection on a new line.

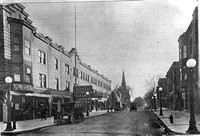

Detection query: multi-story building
xmin=178 ymin=7 xmax=198 ymax=112
xmin=0 ymin=3 xmax=111 ymax=121
xmin=157 ymin=78 xmax=168 ymax=108
xmin=166 ymin=62 xmax=180 ymax=110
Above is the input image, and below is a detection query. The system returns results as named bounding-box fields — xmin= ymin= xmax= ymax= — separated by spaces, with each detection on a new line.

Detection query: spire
xmin=121 ymin=70 xmax=126 ymax=87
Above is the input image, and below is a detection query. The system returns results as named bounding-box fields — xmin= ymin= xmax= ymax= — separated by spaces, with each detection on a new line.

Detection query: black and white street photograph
xmin=0 ymin=0 xmax=199 ymax=135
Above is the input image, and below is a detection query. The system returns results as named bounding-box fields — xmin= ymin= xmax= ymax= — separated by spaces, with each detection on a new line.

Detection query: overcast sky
xmin=4 ymin=0 xmax=198 ymax=100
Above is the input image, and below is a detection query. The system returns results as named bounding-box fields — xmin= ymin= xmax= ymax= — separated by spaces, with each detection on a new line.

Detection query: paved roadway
xmin=19 ymin=108 xmax=166 ymax=136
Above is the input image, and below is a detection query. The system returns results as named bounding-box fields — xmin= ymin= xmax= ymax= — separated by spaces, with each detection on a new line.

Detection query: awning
xmin=25 ymin=93 xmax=52 ymax=98
xmin=10 ymin=91 xmax=25 ymax=96
xmin=91 ymin=98 xmax=98 ymax=100
xmin=98 ymin=98 xmax=108 ymax=102
xmin=41 ymin=88 xmax=72 ymax=98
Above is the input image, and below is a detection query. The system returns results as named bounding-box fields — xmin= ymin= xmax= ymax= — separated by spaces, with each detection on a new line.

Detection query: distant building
xmin=166 ymin=62 xmax=180 ymax=110
xmin=116 ymin=71 xmax=130 ymax=108
xmin=157 ymin=78 xmax=168 ymax=108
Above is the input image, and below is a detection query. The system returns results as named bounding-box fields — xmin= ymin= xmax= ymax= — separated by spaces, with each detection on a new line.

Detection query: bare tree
xmin=128 ymin=86 xmax=134 ymax=101
xmin=143 ymin=75 xmax=159 ymax=107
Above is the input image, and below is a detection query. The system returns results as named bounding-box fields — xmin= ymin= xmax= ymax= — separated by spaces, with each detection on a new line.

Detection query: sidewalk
xmin=1 ymin=110 xmax=108 ymax=135
xmin=152 ymin=108 xmax=200 ymax=135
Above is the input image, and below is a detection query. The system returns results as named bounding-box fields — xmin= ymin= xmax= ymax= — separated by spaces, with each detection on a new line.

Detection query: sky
xmin=4 ymin=0 xmax=198 ymax=100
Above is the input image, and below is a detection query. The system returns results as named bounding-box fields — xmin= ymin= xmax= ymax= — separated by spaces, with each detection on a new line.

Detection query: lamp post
xmin=86 ymin=91 xmax=89 ymax=117
xmin=4 ymin=76 xmax=13 ymax=131
xmin=154 ymin=94 xmax=157 ymax=111
xmin=186 ymin=58 xmax=199 ymax=134
xmin=107 ymin=95 xmax=109 ymax=112
xmin=152 ymin=94 xmax=157 ymax=111
xmin=151 ymin=96 xmax=154 ymax=110
xmin=159 ymin=87 xmax=163 ymax=116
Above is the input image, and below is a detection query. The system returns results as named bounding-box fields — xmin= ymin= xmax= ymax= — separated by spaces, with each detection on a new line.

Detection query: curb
xmin=1 ymin=124 xmax=56 ymax=136
xmin=150 ymin=110 xmax=185 ymax=135
xmin=1 ymin=112 xmax=109 ymax=135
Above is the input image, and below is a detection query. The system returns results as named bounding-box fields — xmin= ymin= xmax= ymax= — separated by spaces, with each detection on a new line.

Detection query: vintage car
xmin=130 ymin=102 xmax=137 ymax=111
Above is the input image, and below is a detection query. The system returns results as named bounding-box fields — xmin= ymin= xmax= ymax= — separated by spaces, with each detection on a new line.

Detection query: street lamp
xmin=4 ymin=76 xmax=13 ymax=131
xmin=86 ymin=91 xmax=89 ymax=117
xmin=107 ymin=95 xmax=109 ymax=112
xmin=186 ymin=58 xmax=199 ymax=134
xmin=151 ymin=96 xmax=154 ymax=110
xmin=152 ymin=94 xmax=157 ymax=111
xmin=159 ymin=87 xmax=163 ymax=116
xmin=154 ymin=94 xmax=157 ymax=111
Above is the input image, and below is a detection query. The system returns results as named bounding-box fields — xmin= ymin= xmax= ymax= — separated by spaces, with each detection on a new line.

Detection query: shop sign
xmin=12 ymin=84 xmax=33 ymax=92
xmin=3 ymin=103 xmax=7 ymax=123
xmin=73 ymin=85 xmax=93 ymax=99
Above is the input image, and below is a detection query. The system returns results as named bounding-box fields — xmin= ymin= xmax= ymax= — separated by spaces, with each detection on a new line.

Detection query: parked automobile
xmin=130 ymin=102 xmax=137 ymax=111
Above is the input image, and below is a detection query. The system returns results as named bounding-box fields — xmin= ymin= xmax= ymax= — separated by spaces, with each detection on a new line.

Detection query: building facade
xmin=116 ymin=71 xmax=130 ymax=108
xmin=157 ymin=78 xmax=168 ymax=108
xmin=0 ymin=3 xmax=111 ymax=121
xmin=166 ymin=62 xmax=180 ymax=110
xmin=178 ymin=7 xmax=198 ymax=112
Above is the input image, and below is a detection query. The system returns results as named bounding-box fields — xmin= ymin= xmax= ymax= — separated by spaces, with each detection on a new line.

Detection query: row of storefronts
xmin=0 ymin=3 xmax=111 ymax=121
xmin=0 ymin=84 xmax=108 ymax=121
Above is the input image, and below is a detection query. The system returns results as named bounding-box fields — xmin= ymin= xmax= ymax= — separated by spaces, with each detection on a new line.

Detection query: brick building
xmin=0 ymin=3 xmax=111 ymax=121
xmin=178 ymin=7 xmax=198 ymax=112
xmin=157 ymin=78 xmax=168 ymax=108
xmin=166 ymin=61 xmax=180 ymax=110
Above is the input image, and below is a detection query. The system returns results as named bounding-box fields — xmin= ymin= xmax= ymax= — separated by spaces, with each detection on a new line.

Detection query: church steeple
xmin=121 ymin=70 xmax=126 ymax=88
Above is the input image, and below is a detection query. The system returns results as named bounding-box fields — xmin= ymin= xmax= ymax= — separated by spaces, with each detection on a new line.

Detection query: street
xmin=18 ymin=108 xmax=165 ymax=136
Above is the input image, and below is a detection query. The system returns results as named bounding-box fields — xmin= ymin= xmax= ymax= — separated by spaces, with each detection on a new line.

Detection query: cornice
xmin=7 ymin=17 xmax=36 ymax=32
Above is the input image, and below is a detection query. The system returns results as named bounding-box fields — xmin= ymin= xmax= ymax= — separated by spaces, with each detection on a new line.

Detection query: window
xmin=14 ymin=74 xmax=20 ymax=82
xmin=184 ymin=73 xmax=187 ymax=80
xmin=179 ymin=48 xmax=182 ymax=60
xmin=183 ymin=45 xmax=187 ymax=58
xmin=73 ymin=68 xmax=78 ymax=77
xmin=83 ymin=73 xmax=85 ymax=80
xmin=39 ymin=74 xmax=46 ymax=88
xmin=13 ymin=36 xmax=20 ymax=52
xmin=66 ymin=81 xmax=70 ymax=92
xmin=81 ymin=71 xmax=83 ymax=79
xmin=25 ymin=67 xmax=31 ymax=83
xmin=55 ymin=58 xmax=58 ymax=69
xmin=76 ymin=69 xmax=78 ymax=77
xmin=38 ymin=50 xmax=46 ymax=64
xmin=65 ymin=63 xmax=69 ymax=74
xmin=88 ymin=75 xmax=89 ymax=82
xmin=24 ymin=40 xmax=31 ymax=55
xmin=180 ymin=70 xmax=182 ymax=81
xmin=13 ymin=66 xmax=20 ymax=82
xmin=55 ymin=78 xmax=59 ymax=90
